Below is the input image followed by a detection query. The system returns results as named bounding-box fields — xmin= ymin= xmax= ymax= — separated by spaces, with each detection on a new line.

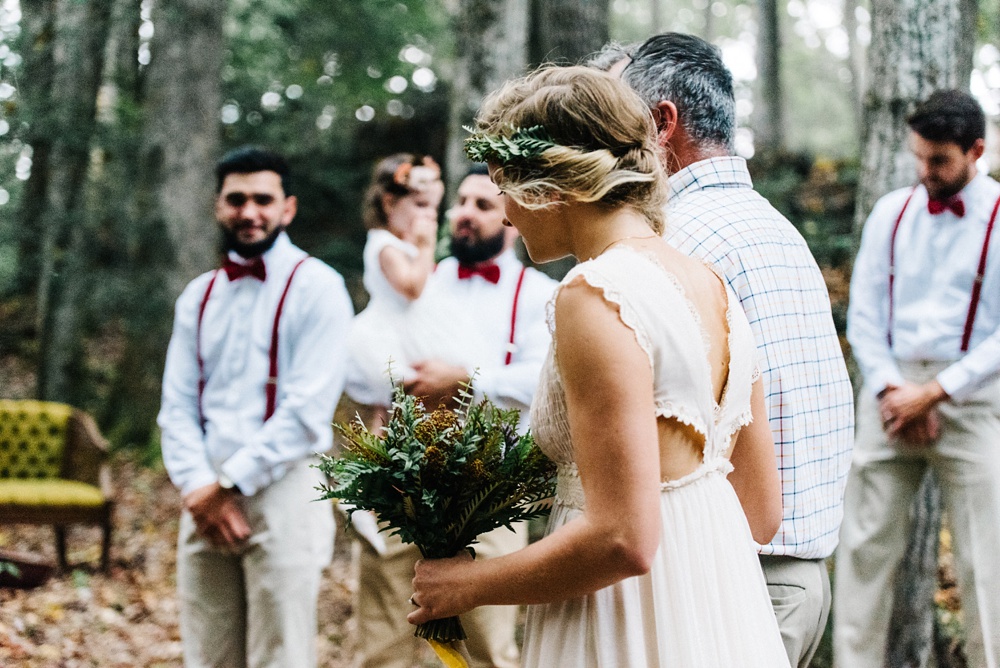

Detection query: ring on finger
xmin=408 ymin=596 xmax=417 ymax=606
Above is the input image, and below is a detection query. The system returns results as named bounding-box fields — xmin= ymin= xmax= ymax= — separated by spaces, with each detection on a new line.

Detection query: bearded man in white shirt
xmin=354 ymin=164 xmax=557 ymax=668
xmin=836 ymin=90 xmax=1000 ymax=668
xmin=158 ymin=146 xmax=354 ymax=668
xmin=592 ymin=33 xmax=854 ymax=668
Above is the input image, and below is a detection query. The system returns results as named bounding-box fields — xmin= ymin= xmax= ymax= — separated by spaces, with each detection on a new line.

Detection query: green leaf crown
xmin=463 ymin=124 xmax=560 ymax=164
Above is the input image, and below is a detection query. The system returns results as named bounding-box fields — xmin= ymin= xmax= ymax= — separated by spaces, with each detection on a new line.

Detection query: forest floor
xmin=0 ymin=455 xmax=443 ymax=668
xmin=0 ymin=451 xmax=965 ymax=668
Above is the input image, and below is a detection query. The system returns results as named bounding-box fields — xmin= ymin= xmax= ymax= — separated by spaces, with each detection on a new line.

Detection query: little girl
xmin=345 ymin=154 xmax=443 ymax=420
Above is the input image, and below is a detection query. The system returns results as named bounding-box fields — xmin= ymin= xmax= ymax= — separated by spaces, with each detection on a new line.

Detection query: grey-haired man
xmin=592 ymin=33 xmax=854 ymax=668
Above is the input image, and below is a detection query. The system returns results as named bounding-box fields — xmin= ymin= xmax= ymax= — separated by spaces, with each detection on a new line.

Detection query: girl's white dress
xmin=344 ymin=229 xmax=419 ymax=407
xmin=521 ymin=247 xmax=791 ymax=668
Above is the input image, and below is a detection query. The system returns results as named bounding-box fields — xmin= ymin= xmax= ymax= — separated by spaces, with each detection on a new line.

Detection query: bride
xmin=407 ymin=65 xmax=790 ymax=667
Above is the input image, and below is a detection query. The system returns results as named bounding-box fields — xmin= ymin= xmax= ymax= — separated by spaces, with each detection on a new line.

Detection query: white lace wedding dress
xmin=521 ymin=246 xmax=790 ymax=667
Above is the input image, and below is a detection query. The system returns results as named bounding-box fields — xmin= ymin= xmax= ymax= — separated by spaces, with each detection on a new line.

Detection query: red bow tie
xmin=457 ymin=262 xmax=500 ymax=284
xmin=927 ymin=195 xmax=965 ymax=217
xmin=222 ymin=256 xmax=266 ymax=281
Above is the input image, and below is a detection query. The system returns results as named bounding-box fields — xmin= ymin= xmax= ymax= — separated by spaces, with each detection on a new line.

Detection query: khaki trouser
xmin=356 ymin=524 xmax=527 ymax=668
xmin=835 ymin=361 xmax=1000 ymax=668
xmin=760 ymin=556 xmax=831 ymax=668
xmin=177 ymin=461 xmax=335 ymax=668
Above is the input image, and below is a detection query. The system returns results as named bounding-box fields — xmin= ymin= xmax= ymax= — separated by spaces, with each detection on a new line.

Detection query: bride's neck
xmin=567 ymin=205 xmax=658 ymax=261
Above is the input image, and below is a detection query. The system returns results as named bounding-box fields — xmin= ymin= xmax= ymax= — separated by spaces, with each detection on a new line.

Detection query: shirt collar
xmin=668 ymin=156 xmax=753 ymax=202
xmin=494 ymin=248 xmax=520 ymax=273
xmin=917 ymin=171 xmax=990 ymax=216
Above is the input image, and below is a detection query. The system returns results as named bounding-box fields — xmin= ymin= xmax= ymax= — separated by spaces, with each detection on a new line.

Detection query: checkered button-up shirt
xmin=665 ymin=157 xmax=854 ymax=559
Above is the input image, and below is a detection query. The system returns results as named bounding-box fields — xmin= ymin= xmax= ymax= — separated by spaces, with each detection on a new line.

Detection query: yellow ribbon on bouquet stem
xmin=427 ymin=639 xmax=470 ymax=668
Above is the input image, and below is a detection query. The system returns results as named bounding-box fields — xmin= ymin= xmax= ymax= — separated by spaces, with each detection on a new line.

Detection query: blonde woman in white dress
xmin=407 ymin=65 xmax=791 ymax=667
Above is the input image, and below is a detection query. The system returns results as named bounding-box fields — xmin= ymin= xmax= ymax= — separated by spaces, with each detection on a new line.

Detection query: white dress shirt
xmin=402 ymin=249 xmax=557 ymax=421
xmin=849 ymin=172 xmax=1000 ymax=401
xmin=665 ymin=156 xmax=855 ymax=560
xmin=158 ymin=232 xmax=354 ymax=496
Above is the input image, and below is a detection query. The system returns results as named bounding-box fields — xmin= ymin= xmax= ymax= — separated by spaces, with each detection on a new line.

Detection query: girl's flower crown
xmin=392 ymin=155 xmax=441 ymax=191
xmin=463 ymin=124 xmax=560 ymax=164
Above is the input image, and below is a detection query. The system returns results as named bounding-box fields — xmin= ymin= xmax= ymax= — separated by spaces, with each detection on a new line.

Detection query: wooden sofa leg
xmin=55 ymin=526 xmax=68 ymax=572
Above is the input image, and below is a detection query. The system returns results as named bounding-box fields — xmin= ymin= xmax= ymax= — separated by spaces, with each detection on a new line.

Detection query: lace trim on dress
xmin=660 ymin=458 xmax=734 ymax=490
xmin=654 ymin=400 xmax=708 ymax=440
xmin=554 ymin=462 xmax=586 ymax=511
xmin=553 ymin=458 xmax=735 ymax=511
xmin=628 ymin=248 xmax=713 ymax=357
xmin=719 ymin=406 xmax=755 ymax=451
xmin=547 ymin=264 xmax=656 ymax=371
xmin=619 ymin=247 xmax=736 ymax=421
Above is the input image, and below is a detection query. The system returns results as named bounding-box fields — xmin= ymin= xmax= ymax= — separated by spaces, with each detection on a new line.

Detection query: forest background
xmin=2 ymin=0 xmax=1000 ymax=450
xmin=1 ymin=0 xmax=1000 ymax=665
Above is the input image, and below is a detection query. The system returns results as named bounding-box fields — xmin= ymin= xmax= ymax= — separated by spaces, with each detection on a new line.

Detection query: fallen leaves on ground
xmin=0 ymin=455 xmax=438 ymax=667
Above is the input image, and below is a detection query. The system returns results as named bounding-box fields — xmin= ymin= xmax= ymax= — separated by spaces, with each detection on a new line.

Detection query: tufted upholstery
xmin=0 ymin=400 xmax=114 ymax=571
xmin=0 ymin=401 xmax=73 ymax=480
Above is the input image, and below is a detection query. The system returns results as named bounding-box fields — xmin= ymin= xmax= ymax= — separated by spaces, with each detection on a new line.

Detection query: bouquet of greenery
xmin=317 ymin=382 xmax=555 ymax=651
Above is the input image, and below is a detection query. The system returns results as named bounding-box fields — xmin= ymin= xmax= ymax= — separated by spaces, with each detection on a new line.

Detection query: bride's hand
xmin=407 ymin=551 xmax=476 ymax=625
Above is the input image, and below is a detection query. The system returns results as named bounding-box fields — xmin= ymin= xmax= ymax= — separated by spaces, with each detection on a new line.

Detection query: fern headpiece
xmin=463 ymin=124 xmax=561 ymax=164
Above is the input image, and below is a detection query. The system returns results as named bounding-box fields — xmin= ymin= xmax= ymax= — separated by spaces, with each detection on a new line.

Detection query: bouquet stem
xmin=426 ymin=639 xmax=471 ymax=668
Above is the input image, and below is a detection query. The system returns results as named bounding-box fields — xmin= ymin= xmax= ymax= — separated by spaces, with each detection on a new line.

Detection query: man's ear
xmin=652 ymin=100 xmax=679 ymax=147
xmin=282 ymin=195 xmax=298 ymax=226
xmin=969 ymin=137 xmax=986 ymax=162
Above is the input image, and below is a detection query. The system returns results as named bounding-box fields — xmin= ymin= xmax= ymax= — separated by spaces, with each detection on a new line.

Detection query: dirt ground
xmin=0 ymin=456 xmax=441 ymax=668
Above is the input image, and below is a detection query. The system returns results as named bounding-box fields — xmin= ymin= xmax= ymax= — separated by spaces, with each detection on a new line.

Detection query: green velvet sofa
xmin=0 ymin=400 xmax=113 ymax=571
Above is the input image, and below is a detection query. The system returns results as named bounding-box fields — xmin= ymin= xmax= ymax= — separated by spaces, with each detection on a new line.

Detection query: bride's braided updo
xmin=469 ymin=65 xmax=668 ymax=234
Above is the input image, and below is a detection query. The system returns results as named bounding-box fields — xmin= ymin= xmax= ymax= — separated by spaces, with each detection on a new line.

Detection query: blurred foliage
xmin=749 ymin=150 xmax=857 ymax=335
xmin=0 ymin=0 xmax=453 ymax=450
xmin=217 ymin=0 xmax=451 ymax=302
xmin=1 ymin=0 xmax=999 ymax=453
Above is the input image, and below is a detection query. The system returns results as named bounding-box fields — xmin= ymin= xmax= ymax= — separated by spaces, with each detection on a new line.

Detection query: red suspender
xmin=888 ymin=189 xmax=1000 ymax=353
xmin=265 ymin=257 xmax=309 ymax=419
xmin=886 ymin=188 xmax=916 ymax=348
xmin=504 ymin=267 xmax=528 ymax=366
xmin=961 ymin=195 xmax=1000 ymax=352
xmin=196 ymin=256 xmax=310 ymax=430
xmin=196 ymin=270 xmax=222 ymax=430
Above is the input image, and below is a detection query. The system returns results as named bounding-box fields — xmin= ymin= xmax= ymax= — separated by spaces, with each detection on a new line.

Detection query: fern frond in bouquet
xmin=316 ymin=381 xmax=556 ymax=645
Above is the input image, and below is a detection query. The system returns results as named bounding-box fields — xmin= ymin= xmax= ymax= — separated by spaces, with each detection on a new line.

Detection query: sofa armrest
xmin=62 ymin=410 xmax=109 ymax=493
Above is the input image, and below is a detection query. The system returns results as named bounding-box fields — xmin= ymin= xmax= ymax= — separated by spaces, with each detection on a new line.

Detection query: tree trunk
xmin=529 ymin=0 xmax=609 ymax=67
xmin=753 ymin=0 xmax=784 ymax=155
xmin=885 ymin=472 xmax=942 ymax=668
xmin=139 ymin=0 xmax=224 ymax=297
xmin=526 ymin=0 xmax=609 ymax=280
xmin=856 ymin=1 xmax=979 ymax=665
xmin=650 ymin=0 xmax=662 ymax=34
xmin=25 ymin=0 xmax=114 ymax=403
xmin=15 ymin=1 xmax=57 ymax=306
xmin=99 ymin=0 xmax=224 ymax=445
xmin=444 ymin=0 xmax=529 ymax=195
xmin=854 ymin=0 xmax=975 ymax=233
xmin=704 ymin=2 xmax=716 ymax=42
xmin=843 ymin=0 xmax=865 ymax=133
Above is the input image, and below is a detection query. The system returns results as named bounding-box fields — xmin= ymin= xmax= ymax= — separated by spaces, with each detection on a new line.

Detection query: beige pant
xmin=835 ymin=362 xmax=1000 ymax=668
xmin=760 ymin=556 xmax=831 ymax=668
xmin=177 ymin=460 xmax=334 ymax=668
xmin=356 ymin=524 xmax=527 ymax=668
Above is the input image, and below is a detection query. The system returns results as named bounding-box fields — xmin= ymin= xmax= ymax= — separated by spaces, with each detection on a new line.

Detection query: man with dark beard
xmin=354 ymin=164 xmax=556 ymax=668
xmin=158 ymin=146 xmax=354 ymax=668
xmin=837 ymin=90 xmax=1000 ymax=668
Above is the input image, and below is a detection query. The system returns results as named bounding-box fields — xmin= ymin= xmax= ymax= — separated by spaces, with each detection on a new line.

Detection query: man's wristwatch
xmin=218 ymin=473 xmax=240 ymax=494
